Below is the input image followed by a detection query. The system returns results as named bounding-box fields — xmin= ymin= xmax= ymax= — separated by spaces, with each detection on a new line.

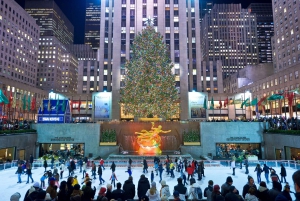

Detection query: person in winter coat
xmin=82 ymin=162 xmax=87 ymax=179
xmin=82 ymin=173 xmax=91 ymax=185
xmin=275 ymin=183 xmax=292 ymax=201
xmin=110 ymin=161 xmax=116 ymax=172
xmin=263 ymin=164 xmax=270 ymax=183
xmin=173 ymin=177 xmax=188 ymax=201
xmin=82 ymin=181 xmax=96 ymax=201
xmin=244 ymin=158 xmax=249 ymax=174
xmin=187 ymin=164 xmax=194 ymax=180
xmin=59 ymin=162 xmax=65 ymax=179
xmin=221 ymin=176 xmax=233 ymax=197
xmin=16 ymin=164 xmax=23 ymax=183
xmin=70 ymin=184 xmax=83 ymax=199
xmin=100 ymin=158 xmax=105 ymax=170
xmin=256 ymin=181 xmax=270 ymax=201
xmin=97 ymin=187 xmax=106 ymax=201
xmin=91 ymin=161 xmax=97 ymax=179
xmin=106 ymin=184 xmax=113 ymax=201
xmin=280 ymin=164 xmax=287 ymax=183
xmin=126 ymin=166 xmax=132 ymax=177
xmin=242 ymin=176 xmax=257 ymax=199
xmin=146 ymin=182 xmax=160 ymax=201
xmin=143 ymin=158 xmax=149 ymax=173
xmin=112 ymin=182 xmax=125 ymax=201
xmin=24 ymin=182 xmax=43 ymax=201
xmin=271 ymin=170 xmax=281 ymax=183
xmin=98 ymin=164 xmax=105 ymax=185
xmin=67 ymin=177 xmax=75 ymax=199
xmin=200 ymin=161 xmax=205 ymax=177
xmin=158 ymin=163 xmax=164 ymax=183
xmin=43 ymin=159 xmax=48 ymax=172
xmin=188 ymin=178 xmax=202 ymax=200
xmin=57 ymin=181 xmax=69 ymax=201
xmin=181 ymin=171 xmax=188 ymax=186
xmin=26 ymin=165 xmax=34 ymax=184
xmin=254 ymin=164 xmax=263 ymax=184
xmin=123 ymin=176 xmax=136 ymax=200
xmin=46 ymin=177 xmax=57 ymax=200
xmin=224 ymin=186 xmax=243 ymax=201
xmin=292 ymin=170 xmax=300 ymax=201
xmin=160 ymin=180 xmax=171 ymax=199
xmin=138 ymin=174 xmax=151 ymax=200
xmin=268 ymin=181 xmax=282 ymax=201
xmin=230 ymin=159 xmax=236 ymax=176
xmin=204 ymin=180 xmax=214 ymax=201
xmin=40 ymin=173 xmax=48 ymax=189
xmin=211 ymin=185 xmax=225 ymax=201
xmin=110 ymin=171 xmax=118 ymax=188
xmin=244 ymin=187 xmax=259 ymax=201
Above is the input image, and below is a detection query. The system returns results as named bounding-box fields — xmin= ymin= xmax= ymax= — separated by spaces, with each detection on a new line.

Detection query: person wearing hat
xmin=97 ymin=187 xmax=106 ymax=201
xmin=138 ymin=174 xmax=151 ymax=200
xmin=82 ymin=173 xmax=91 ymax=185
xmin=275 ymin=183 xmax=292 ymax=201
xmin=211 ymin=185 xmax=224 ymax=201
xmin=244 ymin=187 xmax=259 ymax=201
xmin=173 ymin=191 xmax=181 ymax=201
xmin=46 ymin=177 xmax=57 ymax=200
xmin=10 ymin=192 xmax=21 ymax=201
xmin=24 ymin=182 xmax=43 ymax=201
xmin=268 ymin=181 xmax=282 ymax=201
xmin=160 ymin=180 xmax=171 ymax=199
xmin=188 ymin=178 xmax=202 ymax=200
xmin=224 ymin=186 xmax=241 ymax=201
xmin=146 ymin=181 xmax=160 ymax=201
xmin=123 ymin=176 xmax=136 ymax=200
xmin=292 ymin=170 xmax=300 ymax=201
xmin=271 ymin=169 xmax=281 ymax=183
xmin=204 ymin=180 xmax=214 ymax=201
xmin=242 ymin=175 xmax=257 ymax=198
xmin=256 ymin=181 xmax=270 ymax=201
xmin=173 ymin=177 xmax=188 ymax=201
xmin=221 ymin=176 xmax=233 ymax=197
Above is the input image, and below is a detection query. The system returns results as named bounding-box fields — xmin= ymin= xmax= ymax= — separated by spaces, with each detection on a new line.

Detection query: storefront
xmin=39 ymin=143 xmax=85 ymax=158
xmin=216 ymin=143 xmax=261 ymax=159
xmin=0 ymin=147 xmax=15 ymax=162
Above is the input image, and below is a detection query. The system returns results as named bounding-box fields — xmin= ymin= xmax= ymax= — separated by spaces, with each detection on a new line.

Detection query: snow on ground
xmin=0 ymin=164 xmax=298 ymax=201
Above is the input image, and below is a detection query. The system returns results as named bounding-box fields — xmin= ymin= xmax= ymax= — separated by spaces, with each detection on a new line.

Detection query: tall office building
xmin=98 ymin=0 xmax=209 ymax=120
xmin=25 ymin=0 xmax=74 ymax=45
xmin=85 ymin=0 xmax=101 ymax=51
xmin=200 ymin=1 xmax=213 ymax=22
xmin=0 ymin=0 xmax=39 ymax=87
xmin=201 ymin=4 xmax=259 ymax=77
xmin=248 ymin=3 xmax=274 ymax=63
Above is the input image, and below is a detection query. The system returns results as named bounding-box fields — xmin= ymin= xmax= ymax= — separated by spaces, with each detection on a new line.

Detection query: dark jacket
xmin=224 ymin=192 xmax=241 ymax=201
xmin=280 ymin=167 xmax=287 ymax=177
xmin=26 ymin=168 xmax=32 ymax=175
xmin=98 ymin=166 xmax=102 ymax=175
xmin=221 ymin=183 xmax=231 ymax=197
xmin=211 ymin=191 xmax=225 ymax=201
xmin=82 ymin=186 xmax=96 ymax=201
xmin=24 ymin=189 xmax=43 ymax=201
xmin=30 ymin=156 xmax=34 ymax=164
xmin=111 ymin=162 xmax=116 ymax=172
xmin=106 ymin=190 xmax=113 ymax=201
xmin=17 ymin=166 xmax=23 ymax=174
xmin=67 ymin=183 xmax=74 ymax=199
xmin=174 ymin=183 xmax=188 ymax=199
xmin=263 ymin=165 xmax=270 ymax=174
xmin=256 ymin=186 xmax=270 ymax=201
xmin=242 ymin=182 xmax=257 ymax=198
xmin=112 ymin=188 xmax=125 ymax=201
xmin=137 ymin=177 xmax=150 ymax=198
xmin=295 ymin=192 xmax=300 ymax=201
xmin=143 ymin=159 xmax=148 ymax=169
xmin=204 ymin=185 xmax=213 ymax=200
xmin=123 ymin=179 xmax=136 ymax=199
xmin=57 ymin=189 xmax=69 ymax=201
xmin=275 ymin=191 xmax=292 ymax=201
xmin=269 ymin=188 xmax=281 ymax=201
xmin=43 ymin=160 xmax=48 ymax=168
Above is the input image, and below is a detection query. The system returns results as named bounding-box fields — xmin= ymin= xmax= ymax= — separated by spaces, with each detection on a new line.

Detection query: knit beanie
xmin=226 ymin=176 xmax=233 ymax=183
xmin=213 ymin=185 xmax=220 ymax=191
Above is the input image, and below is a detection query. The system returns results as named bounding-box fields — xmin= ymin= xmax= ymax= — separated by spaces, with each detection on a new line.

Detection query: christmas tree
xmin=120 ymin=21 xmax=179 ymax=119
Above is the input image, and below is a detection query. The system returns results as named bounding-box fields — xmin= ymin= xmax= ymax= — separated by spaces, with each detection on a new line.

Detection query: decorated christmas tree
xmin=120 ymin=19 xmax=179 ymax=119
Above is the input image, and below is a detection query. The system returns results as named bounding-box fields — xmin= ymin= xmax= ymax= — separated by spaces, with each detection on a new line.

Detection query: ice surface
xmin=0 ymin=164 xmax=297 ymax=201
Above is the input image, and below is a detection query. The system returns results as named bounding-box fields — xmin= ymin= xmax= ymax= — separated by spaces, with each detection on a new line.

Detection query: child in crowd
xmin=40 ymin=172 xmax=48 ymax=189
xmin=110 ymin=171 xmax=118 ymax=188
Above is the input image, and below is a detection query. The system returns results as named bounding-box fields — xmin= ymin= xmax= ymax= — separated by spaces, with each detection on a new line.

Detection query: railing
xmin=1 ymin=159 xmax=300 ymax=171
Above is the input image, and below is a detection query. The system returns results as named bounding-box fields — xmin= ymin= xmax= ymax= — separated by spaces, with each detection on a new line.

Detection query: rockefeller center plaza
xmin=2 ymin=0 xmax=300 ymax=201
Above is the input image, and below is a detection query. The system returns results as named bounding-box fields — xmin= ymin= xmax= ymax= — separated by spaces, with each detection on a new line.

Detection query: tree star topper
xmin=144 ymin=16 xmax=155 ymax=26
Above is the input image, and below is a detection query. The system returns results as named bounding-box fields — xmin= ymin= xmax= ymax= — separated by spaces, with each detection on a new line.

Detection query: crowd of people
xmin=8 ymin=155 xmax=300 ymax=201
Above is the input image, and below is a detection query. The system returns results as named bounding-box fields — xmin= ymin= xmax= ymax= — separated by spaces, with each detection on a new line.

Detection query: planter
xmin=99 ymin=142 xmax=117 ymax=146
xmin=138 ymin=118 xmax=163 ymax=122
xmin=184 ymin=142 xmax=201 ymax=146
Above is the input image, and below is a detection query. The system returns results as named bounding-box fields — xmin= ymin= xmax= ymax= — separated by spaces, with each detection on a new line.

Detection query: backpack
xmin=192 ymin=187 xmax=202 ymax=200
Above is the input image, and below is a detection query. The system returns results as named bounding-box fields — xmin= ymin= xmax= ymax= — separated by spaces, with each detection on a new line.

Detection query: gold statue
xmin=135 ymin=122 xmax=171 ymax=154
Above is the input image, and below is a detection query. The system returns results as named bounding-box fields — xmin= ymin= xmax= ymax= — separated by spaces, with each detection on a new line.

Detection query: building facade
xmin=98 ymin=0 xmax=205 ymax=120
xmin=85 ymin=0 xmax=101 ymax=51
xmin=248 ymin=3 xmax=274 ymax=63
xmin=25 ymin=0 xmax=74 ymax=45
xmin=201 ymin=4 xmax=259 ymax=77
xmin=0 ymin=0 xmax=39 ymax=87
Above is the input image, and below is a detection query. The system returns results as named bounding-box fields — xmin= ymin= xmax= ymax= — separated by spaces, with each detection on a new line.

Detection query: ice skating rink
xmin=0 ymin=164 xmax=298 ymax=200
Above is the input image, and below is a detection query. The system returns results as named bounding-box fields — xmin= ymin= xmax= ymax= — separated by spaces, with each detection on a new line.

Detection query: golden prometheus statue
xmin=135 ymin=122 xmax=171 ymax=155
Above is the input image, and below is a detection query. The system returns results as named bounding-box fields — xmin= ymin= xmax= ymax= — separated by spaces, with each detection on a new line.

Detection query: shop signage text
xmin=50 ymin=137 xmax=75 ymax=142
xmin=226 ymin=137 xmax=250 ymax=141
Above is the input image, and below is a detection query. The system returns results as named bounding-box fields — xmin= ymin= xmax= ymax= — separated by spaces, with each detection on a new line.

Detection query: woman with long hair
xmin=146 ymin=182 xmax=161 ymax=201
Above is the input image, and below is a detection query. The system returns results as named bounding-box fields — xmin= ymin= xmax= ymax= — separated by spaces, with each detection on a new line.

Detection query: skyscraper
xmin=248 ymin=3 xmax=274 ymax=63
xmin=25 ymin=0 xmax=74 ymax=45
xmin=98 ymin=0 xmax=208 ymax=120
xmin=85 ymin=0 xmax=101 ymax=51
xmin=201 ymin=4 xmax=259 ymax=77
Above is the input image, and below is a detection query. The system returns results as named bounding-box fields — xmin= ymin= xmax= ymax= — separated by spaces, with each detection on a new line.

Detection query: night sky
xmin=15 ymin=0 xmax=272 ymax=44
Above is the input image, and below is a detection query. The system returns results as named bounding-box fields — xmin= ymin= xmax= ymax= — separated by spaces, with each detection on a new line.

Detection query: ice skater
xmin=82 ymin=162 xmax=87 ymax=179
xmin=16 ymin=163 xmax=23 ymax=183
xmin=98 ymin=164 xmax=105 ymax=185
xmin=230 ymin=159 xmax=236 ymax=176
xmin=143 ymin=158 xmax=148 ymax=173
xmin=254 ymin=164 xmax=263 ymax=184
xmin=125 ymin=166 xmax=132 ymax=177
xmin=110 ymin=171 xmax=118 ymax=188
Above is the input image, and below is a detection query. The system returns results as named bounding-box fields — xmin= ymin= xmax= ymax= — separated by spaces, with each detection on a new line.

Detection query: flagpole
xmin=284 ymin=91 xmax=287 ymax=119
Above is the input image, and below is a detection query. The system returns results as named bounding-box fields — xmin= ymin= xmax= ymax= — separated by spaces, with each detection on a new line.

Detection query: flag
xmin=267 ymin=94 xmax=284 ymax=101
xmin=258 ymin=96 xmax=268 ymax=106
xmin=0 ymin=90 xmax=9 ymax=105
xmin=250 ymin=98 xmax=258 ymax=106
xmin=19 ymin=94 xmax=22 ymax=111
xmin=31 ymin=96 xmax=36 ymax=111
xmin=210 ymin=97 xmax=214 ymax=109
xmin=86 ymin=96 xmax=89 ymax=112
xmin=40 ymin=97 xmax=44 ymax=112
xmin=22 ymin=94 xmax=27 ymax=111
xmin=290 ymin=88 xmax=300 ymax=94
xmin=241 ymin=98 xmax=250 ymax=108
xmin=203 ymin=96 xmax=207 ymax=109
xmin=12 ymin=91 xmax=16 ymax=108
xmin=47 ymin=98 xmax=51 ymax=112
xmin=56 ymin=95 xmax=59 ymax=113
xmin=27 ymin=95 xmax=31 ymax=111
xmin=8 ymin=91 xmax=13 ymax=108
xmin=224 ymin=97 xmax=228 ymax=108
xmin=287 ymin=92 xmax=294 ymax=107
xmin=62 ymin=99 xmax=66 ymax=112
xmin=78 ymin=97 xmax=81 ymax=112
xmin=219 ymin=99 xmax=222 ymax=109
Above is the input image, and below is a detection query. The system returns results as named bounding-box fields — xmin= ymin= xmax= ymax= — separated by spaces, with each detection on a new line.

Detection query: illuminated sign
xmin=188 ymin=92 xmax=208 ymax=119
xmin=38 ymin=116 xmax=64 ymax=122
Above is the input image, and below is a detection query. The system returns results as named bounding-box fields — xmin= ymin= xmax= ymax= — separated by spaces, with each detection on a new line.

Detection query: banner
xmin=188 ymin=92 xmax=208 ymax=119
xmin=93 ymin=92 xmax=112 ymax=119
